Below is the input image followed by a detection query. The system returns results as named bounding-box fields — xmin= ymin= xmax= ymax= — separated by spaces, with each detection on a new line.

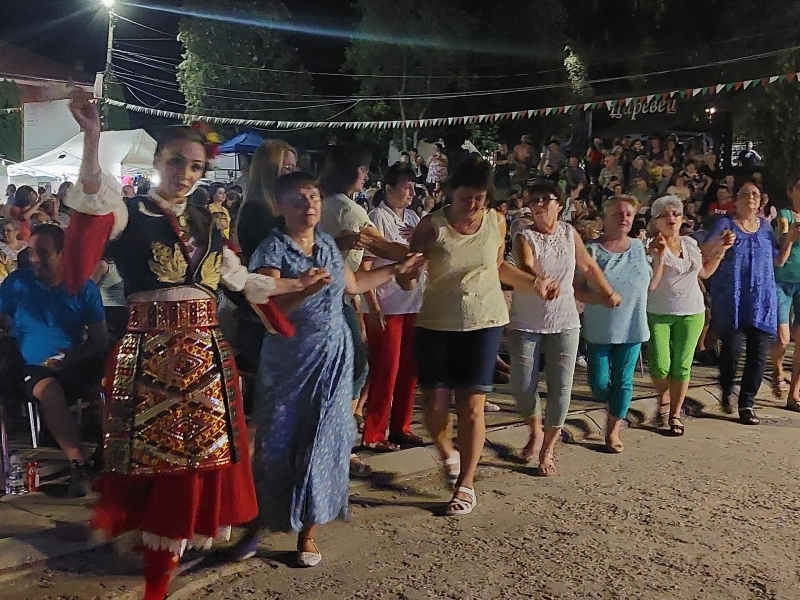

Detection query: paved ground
xmin=2 ymin=390 xmax=800 ymax=600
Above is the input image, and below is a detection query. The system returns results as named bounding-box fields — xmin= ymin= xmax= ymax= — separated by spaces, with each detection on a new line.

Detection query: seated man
xmin=0 ymin=224 xmax=108 ymax=497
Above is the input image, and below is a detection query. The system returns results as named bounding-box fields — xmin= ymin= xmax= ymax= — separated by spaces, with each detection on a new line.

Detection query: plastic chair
xmin=24 ymin=399 xmax=83 ymax=450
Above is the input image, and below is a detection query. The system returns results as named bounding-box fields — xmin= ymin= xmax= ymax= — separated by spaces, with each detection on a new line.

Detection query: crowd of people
xmin=0 ymin=97 xmax=793 ymax=600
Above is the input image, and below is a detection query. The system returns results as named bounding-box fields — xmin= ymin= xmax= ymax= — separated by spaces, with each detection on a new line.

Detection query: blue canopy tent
xmin=217 ymin=130 xmax=265 ymax=154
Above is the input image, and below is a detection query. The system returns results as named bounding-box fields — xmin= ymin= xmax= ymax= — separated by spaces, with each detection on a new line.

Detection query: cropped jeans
xmin=586 ymin=342 xmax=642 ymax=419
xmin=509 ymin=328 xmax=580 ymax=428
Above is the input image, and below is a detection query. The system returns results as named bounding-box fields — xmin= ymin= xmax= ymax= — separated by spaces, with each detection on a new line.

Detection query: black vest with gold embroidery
xmin=109 ymin=195 xmax=224 ymax=297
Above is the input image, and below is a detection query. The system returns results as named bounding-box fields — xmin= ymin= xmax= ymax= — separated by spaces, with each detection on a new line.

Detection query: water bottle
xmin=8 ymin=452 xmax=26 ymax=495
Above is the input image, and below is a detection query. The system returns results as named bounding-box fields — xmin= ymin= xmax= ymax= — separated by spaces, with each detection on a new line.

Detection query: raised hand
xmin=68 ymin=95 xmax=101 ymax=138
xmin=650 ymin=233 xmax=667 ymax=257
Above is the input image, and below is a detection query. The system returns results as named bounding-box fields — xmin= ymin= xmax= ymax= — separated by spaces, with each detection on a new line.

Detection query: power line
xmin=114 ymin=13 xmax=174 ymax=37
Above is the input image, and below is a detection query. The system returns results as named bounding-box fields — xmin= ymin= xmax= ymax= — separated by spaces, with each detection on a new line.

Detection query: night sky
xmin=0 ymin=0 xmax=359 ymax=75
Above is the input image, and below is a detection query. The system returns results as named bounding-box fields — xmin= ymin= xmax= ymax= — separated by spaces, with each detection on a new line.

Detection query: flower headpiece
xmin=189 ymin=122 xmax=223 ymax=159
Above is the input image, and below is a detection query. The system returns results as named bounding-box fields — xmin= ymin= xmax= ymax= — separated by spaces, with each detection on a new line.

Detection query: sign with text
xmin=610 ymin=98 xmax=679 ymax=121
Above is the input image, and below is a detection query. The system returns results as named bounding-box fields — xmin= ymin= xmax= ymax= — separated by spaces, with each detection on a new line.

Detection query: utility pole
xmin=102 ymin=0 xmax=116 ymax=130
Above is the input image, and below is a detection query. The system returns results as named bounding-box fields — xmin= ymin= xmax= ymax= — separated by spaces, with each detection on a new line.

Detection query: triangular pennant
xmin=605 ymin=100 xmax=613 ymax=110
xmin=733 ymin=81 xmax=743 ymax=90
xmin=788 ymin=72 xmax=798 ymax=82
xmin=778 ymin=74 xmax=787 ymax=82
xmin=725 ymin=82 xmax=734 ymax=90
xmin=769 ymin=76 xmax=779 ymax=83
xmin=760 ymin=78 xmax=769 ymax=86
xmin=638 ymin=96 xmax=646 ymax=103
xmin=448 ymin=117 xmax=456 ymax=125
xmin=663 ymin=92 xmax=670 ymax=100
xmin=679 ymin=90 xmax=686 ymax=98
xmin=693 ymin=88 xmax=702 ymax=96
xmin=624 ymin=97 xmax=633 ymax=106
xmin=716 ymin=84 xmax=725 ymax=93
xmin=557 ymin=106 xmax=565 ymax=114
xmin=743 ymin=80 xmax=752 ymax=89
xmin=669 ymin=91 xmax=677 ymax=98
xmin=566 ymin=104 xmax=575 ymax=112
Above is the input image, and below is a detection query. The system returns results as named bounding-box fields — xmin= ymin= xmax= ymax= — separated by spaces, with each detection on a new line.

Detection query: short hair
xmin=527 ymin=181 xmax=564 ymax=206
xmin=275 ymin=171 xmax=320 ymax=202
xmin=13 ymin=185 xmax=35 ymax=208
xmin=603 ymin=194 xmax=640 ymax=214
xmin=3 ymin=218 xmax=20 ymax=231
xmin=208 ymin=183 xmax=226 ymax=199
xmin=442 ymin=154 xmax=494 ymax=201
xmin=384 ymin=163 xmax=416 ymax=188
xmin=29 ymin=223 xmax=65 ymax=253
xmin=319 ymin=146 xmax=372 ymax=197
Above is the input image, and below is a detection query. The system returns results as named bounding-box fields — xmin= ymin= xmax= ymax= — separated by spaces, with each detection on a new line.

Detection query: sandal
xmin=388 ymin=432 xmax=425 ymax=447
xmin=668 ymin=416 xmax=685 ymax=437
xmin=440 ymin=450 xmax=460 ymax=488
xmin=772 ymin=375 xmax=788 ymax=398
xmin=297 ymin=536 xmax=322 ymax=568
xmin=786 ymin=400 xmax=800 ymax=412
xmin=653 ymin=403 xmax=669 ymax=429
xmin=362 ymin=440 xmax=400 ymax=453
xmin=349 ymin=454 xmax=372 ymax=479
xmin=536 ymin=451 xmax=557 ymax=476
xmin=445 ymin=486 xmax=477 ymax=516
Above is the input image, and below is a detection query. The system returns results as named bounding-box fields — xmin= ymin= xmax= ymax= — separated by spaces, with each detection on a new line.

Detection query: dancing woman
xmin=244 ymin=172 xmax=424 ymax=566
xmin=63 ymin=97 xmax=317 ymax=600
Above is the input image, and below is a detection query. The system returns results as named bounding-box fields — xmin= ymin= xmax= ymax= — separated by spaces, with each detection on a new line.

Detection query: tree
xmin=0 ymin=80 xmax=21 ymax=162
xmin=741 ymin=57 xmax=800 ymax=181
xmin=177 ymin=0 xmax=317 ymax=124
xmin=344 ymin=0 xmax=476 ymax=150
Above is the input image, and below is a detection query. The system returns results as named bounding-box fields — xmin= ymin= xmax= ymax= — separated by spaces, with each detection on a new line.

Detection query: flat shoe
xmin=388 ymin=432 xmax=425 ymax=447
xmin=739 ymin=408 xmax=760 ymax=425
xmin=362 ymin=440 xmax=400 ymax=453
xmin=297 ymin=537 xmax=322 ymax=568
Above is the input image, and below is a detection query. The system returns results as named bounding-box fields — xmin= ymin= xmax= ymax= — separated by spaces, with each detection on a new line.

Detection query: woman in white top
xmin=648 ymin=195 xmax=730 ymax=435
xmin=0 ymin=219 xmax=28 ymax=283
xmin=361 ymin=163 xmax=426 ymax=451
xmin=510 ymin=182 xmax=620 ymax=475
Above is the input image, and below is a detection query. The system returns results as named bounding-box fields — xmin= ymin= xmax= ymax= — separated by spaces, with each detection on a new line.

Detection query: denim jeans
xmin=509 ymin=328 xmax=580 ymax=428
xmin=586 ymin=342 xmax=642 ymax=419
xmin=718 ymin=326 xmax=772 ymax=409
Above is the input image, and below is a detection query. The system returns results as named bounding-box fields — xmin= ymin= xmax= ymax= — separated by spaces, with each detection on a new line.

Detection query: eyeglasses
xmin=529 ymin=194 xmax=559 ymax=206
xmin=737 ymin=191 xmax=762 ymax=199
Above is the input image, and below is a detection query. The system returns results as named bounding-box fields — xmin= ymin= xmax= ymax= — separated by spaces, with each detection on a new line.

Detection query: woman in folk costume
xmin=63 ymin=97 xmax=322 ymax=600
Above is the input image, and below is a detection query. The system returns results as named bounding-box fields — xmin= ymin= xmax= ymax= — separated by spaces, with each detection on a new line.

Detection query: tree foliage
xmin=0 ymin=80 xmax=22 ymax=162
xmin=177 ymin=0 xmax=316 ymax=125
xmin=344 ymin=0 xmax=476 ymax=149
xmin=106 ymin=75 xmax=131 ymax=132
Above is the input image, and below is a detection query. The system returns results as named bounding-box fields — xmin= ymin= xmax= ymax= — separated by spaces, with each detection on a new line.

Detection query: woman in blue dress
xmin=703 ymin=180 xmax=794 ymax=424
xmin=243 ymin=172 xmax=424 ymax=567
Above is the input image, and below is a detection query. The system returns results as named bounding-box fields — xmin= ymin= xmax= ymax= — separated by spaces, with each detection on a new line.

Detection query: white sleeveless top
xmin=510 ymin=221 xmax=581 ymax=334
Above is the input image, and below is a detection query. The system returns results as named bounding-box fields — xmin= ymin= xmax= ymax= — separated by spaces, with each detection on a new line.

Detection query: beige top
xmin=417 ymin=208 xmax=510 ymax=331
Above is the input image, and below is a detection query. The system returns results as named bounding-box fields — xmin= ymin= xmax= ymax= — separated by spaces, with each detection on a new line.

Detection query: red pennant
xmin=617 ymin=98 xmax=625 ymax=106
xmin=787 ymin=72 xmax=797 ymax=82
xmin=734 ymin=81 xmax=744 ymax=90
xmin=639 ymin=96 xmax=647 ymax=103
xmin=761 ymin=78 xmax=769 ymax=86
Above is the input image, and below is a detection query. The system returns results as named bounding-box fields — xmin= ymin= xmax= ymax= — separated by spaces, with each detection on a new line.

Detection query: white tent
xmin=8 ymin=129 xmax=157 ymax=182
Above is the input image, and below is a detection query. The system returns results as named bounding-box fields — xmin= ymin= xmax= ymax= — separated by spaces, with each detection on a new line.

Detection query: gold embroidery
xmin=148 ymin=241 xmax=188 ymax=284
xmin=200 ymin=252 xmax=222 ymax=290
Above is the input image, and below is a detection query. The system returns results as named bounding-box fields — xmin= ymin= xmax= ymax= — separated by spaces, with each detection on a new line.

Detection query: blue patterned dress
xmin=249 ymin=227 xmax=355 ymax=533
xmin=705 ymin=216 xmax=778 ymax=336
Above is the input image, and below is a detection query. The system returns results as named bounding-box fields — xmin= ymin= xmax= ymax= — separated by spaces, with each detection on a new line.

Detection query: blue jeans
xmin=586 ymin=342 xmax=642 ymax=419
xmin=509 ymin=329 xmax=580 ymax=428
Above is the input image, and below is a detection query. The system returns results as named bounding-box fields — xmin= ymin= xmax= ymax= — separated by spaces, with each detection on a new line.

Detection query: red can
xmin=26 ymin=461 xmax=40 ymax=492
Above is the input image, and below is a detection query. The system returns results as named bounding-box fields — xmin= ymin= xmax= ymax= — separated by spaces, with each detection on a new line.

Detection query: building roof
xmin=0 ymin=42 xmax=94 ymax=87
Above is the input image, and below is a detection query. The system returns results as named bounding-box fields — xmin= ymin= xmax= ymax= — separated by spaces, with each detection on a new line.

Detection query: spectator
xmin=398 ymin=151 xmax=411 ymax=165
xmin=579 ymin=195 xmax=651 ymax=453
xmin=10 ymin=185 xmax=41 ymax=240
xmin=564 ymin=155 xmax=587 ymax=193
xmin=657 ymin=165 xmax=675 ymax=197
xmin=0 ymin=219 xmax=29 ymax=283
xmin=666 ymin=174 xmax=691 ymax=203
xmin=207 ymin=182 xmax=231 ymax=238
xmin=0 ymin=224 xmax=108 ymax=496
xmin=647 ymin=137 xmax=664 ymax=163
xmin=738 ymin=141 xmax=762 ymax=167
xmin=493 ymin=143 xmax=511 ymax=193
xmin=630 ymin=177 xmax=654 ymax=208
xmin=598 ymin=155 xmax=623 ymax=189
xmin=628 ymin=155 xmax=650 ymax=186
xmin=585 ymin=138 xmax=606 ymax=185
xmin=426 ymin=143 xmax=449 ymax=186
xmin=542 ymin=140 xmax=565 ymax=175
xmin=122 ymin=185 xmax=136 ymax=198
xmin=708 ymin=187 xmax=736 ymax=216
xmin=759 ymin=191 xmax=777 ymax=223
xmin=514 ymin=135 xmax=535 ymax=181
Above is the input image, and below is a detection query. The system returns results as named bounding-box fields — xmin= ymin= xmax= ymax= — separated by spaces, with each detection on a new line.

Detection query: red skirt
xmin=91 ymin=299 xmax=258 ymax=555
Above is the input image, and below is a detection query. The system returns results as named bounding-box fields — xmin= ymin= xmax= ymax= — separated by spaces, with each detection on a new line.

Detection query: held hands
xmin=68 ymin=95 xmax=101 ymax=138
xmin=394 ymin=253 xmax=426 ymax=279
xmin=299 ymin=267 xmax=331 ymax=295
xmin=534 ymin=276 xmax=560 ymax=301
xmin=336 ymin=230 xmax=371 ymax=252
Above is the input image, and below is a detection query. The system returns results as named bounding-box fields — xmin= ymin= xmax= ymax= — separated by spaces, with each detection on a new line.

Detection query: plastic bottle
xmin=8 ymin=452 xmax=26 ymax=495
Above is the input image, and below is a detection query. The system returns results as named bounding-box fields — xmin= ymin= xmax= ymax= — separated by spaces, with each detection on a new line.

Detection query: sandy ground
xmin=2 ymin=405 xmax=800 ymax=600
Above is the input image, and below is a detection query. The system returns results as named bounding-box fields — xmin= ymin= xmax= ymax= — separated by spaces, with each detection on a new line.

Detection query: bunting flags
xmin=98 ymin=70 xmax=800 ymax=131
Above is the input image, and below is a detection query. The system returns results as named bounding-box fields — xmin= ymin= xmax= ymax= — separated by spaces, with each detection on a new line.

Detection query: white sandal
xmin=441 ymin=450 xmax=460 ymax=488
xmin=445 ymin=486 xmax=477 ymax=516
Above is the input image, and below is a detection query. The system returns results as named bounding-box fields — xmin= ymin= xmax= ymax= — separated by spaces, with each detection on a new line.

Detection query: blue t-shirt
xmin=0 ymin=270 xmax=105 ymax=366
xmin=583 ymin=239 xmax=652 ymax=345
